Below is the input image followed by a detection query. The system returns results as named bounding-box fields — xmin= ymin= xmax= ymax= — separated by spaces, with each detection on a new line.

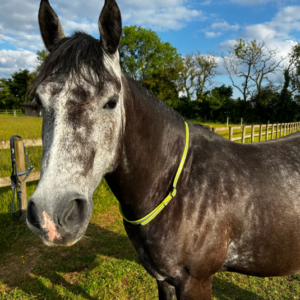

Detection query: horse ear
xmin=99 ymin=0 xmax=122 ymax=55
xmin=38 ymin=0 xmax=65 ymax=52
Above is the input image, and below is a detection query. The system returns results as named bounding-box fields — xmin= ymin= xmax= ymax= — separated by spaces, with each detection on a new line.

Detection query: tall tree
xmin=223 ymin=39 xmax=284 ymax=101
xmin=288 ymin=43 xmax=300 ymax=96
xmin=119 ymin=25 xmax=182 ymax=101
xmin=195 ymin=51 xmax=219 ymax=98
xmin=177 ymin=53 xmax=197 ymax=102
xmin=177 ymin=51 xmax=219 ymax=102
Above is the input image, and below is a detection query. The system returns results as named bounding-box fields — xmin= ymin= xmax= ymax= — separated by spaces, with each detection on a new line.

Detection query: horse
xmin=27 ymin=0 xmax=300 ymax=299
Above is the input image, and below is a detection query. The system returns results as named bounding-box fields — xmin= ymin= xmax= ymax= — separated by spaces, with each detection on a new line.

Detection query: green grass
xmin=1 ymin=116 xmax=300 ymax=299
xmin=1 ymin=182 xmax=300 ymax=299
xmin=0 ymin=115 xmax=42 ymax=141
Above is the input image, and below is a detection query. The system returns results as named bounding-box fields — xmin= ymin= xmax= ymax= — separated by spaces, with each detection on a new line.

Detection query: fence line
xmin=0 ymin=172 xmax=40 ymax=189
xmin=0 ymin=122 xmax=299 ymax=197
xmin=0 ymin=109 xmax=22 ymax=114
xmin=0 ymin=138 xmax=43 ymax=150
xmin=212 ymin=122 xmax=300 ymax=143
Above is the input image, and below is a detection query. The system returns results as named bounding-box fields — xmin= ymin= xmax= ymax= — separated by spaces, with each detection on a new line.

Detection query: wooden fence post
xmin=259 ymin=125 xmax=262 ymax=142
xmin=242 ymin=126 xmax=246 ymax=143
xmin=251 ymin=125 xmax=255 ymax=143
xmin=14 ymin=138 xmax=27 ymax=217
xmin=271 ymin=124 xmax=274 ymax=139
xmin=266 ymin=124 xmax=268 ymax=141
xmin=229 ymin=127 xmax=233 ymax=141
xmin=284 ymin=123 xmax=287 ymax=136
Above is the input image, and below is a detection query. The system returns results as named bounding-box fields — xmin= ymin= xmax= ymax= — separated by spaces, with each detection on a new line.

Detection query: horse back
xmin=187 ymin=125 xmax=300 ymax=276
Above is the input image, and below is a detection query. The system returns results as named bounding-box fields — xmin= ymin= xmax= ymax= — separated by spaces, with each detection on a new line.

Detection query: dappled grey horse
xmin=27 ymin=0 xmax=300 ymax=299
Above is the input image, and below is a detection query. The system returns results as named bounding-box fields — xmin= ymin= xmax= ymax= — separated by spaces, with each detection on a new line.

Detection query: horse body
xmin=27 ymin=0 xmax=300 ymax=298
xmin=108 ymin=74 xmax=300 ymax=293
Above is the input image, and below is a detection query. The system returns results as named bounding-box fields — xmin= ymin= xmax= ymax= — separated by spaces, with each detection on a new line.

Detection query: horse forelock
xmin=30 ymin=31 xmax=120 ymax=97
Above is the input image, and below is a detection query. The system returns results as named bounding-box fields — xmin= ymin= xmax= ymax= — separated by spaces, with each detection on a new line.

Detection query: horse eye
xmin=104 ymin=99 xmax=118 ymax=109
xmin=34 ymin=94 xmax=42 ymax=107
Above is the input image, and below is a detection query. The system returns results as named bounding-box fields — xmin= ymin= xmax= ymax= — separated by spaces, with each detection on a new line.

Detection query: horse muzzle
xmin=26 ymin=194 xmax=92 ymax=246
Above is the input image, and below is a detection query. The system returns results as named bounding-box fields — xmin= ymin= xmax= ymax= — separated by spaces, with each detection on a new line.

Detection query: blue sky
xmin=0 ymin=0 xmax=300 ymax=98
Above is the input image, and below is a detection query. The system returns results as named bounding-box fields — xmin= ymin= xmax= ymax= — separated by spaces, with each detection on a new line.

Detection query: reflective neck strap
xmin=119 ymin=122 xmax=190 ymax=226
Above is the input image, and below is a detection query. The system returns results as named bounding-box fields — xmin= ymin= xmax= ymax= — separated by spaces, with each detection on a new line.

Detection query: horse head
xmin=27 ymin=0 xmax=124 ymax=246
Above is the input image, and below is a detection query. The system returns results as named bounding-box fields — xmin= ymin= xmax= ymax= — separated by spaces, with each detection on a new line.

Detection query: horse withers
xmin=27 ymin=0 xmax=300 ymax=299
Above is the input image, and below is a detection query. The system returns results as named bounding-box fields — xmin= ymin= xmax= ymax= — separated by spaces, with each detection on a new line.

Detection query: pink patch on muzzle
xmin=41 ymin=211 xmax=61 ymax=241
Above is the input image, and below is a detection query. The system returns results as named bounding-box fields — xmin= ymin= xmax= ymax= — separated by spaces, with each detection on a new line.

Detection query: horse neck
xmin=105 ymin=74 xmax=186 ymax=220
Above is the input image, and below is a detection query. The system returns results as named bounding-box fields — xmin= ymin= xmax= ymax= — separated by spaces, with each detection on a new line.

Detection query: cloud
xmin=0 ymin=50 xmax=37 ymax=78
xmin=122 ymin=6 xmax=204 ymax=31
xmin=211 ymin=21 xmax=239 ymax=31
xmin=0 ymin=0 xmax=206 ymax=78
xmin=218 ymin=5 xmax=300 ymax=90
xmin=205 ymin=31 xmax=222 ymax=38
xmin=0 ymin=0 xmax=204 ymax=51
xmin=243 ymin=24 xmax=277 ymax=40
xmin=230 ymin=0 xmax=280 ymax=5
xmin=200 ymin=0 xmax=212 ymax=5
xmin=203 ymin=21 xmax=240 ymax=38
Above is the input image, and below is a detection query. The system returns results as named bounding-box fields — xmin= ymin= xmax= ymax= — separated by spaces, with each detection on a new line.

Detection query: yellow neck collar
xmin=119 ymin=122 xmax=190 ymax=226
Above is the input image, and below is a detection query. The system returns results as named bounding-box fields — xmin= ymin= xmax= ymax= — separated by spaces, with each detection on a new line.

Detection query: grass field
xmin=0 ymin=115 xmax=42 ymax=141
xmin=1 ymin=115 xmax=300 ymax=299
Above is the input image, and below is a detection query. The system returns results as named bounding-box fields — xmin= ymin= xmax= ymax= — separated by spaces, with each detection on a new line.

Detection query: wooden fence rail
xmin=0 ymin=109 xmax=22 ymax=114
xmin=0 ymin=138 xmax=43 ymax=150
xmin=212 ymin=122 xmax=300 ymax=143
xmin=1 ymin=122 xmax=300 ymax=212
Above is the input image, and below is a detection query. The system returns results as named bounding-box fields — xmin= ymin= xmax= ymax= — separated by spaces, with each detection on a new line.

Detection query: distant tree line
xmin=0 ymin=50 xmax=47 ymax=110
xmin=1 ymin=26 xmax=300 ymax=124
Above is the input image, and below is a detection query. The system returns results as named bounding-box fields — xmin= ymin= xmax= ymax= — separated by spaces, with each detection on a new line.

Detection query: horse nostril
xmin=63 ymin=199 xmax=87 ymax=229
xmin=27 ymin=200 xmax=41 ymax=230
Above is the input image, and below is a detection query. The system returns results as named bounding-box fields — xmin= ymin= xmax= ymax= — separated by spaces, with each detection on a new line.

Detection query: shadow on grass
xmin=0 ymin=214 xmax=265 ymax=300
xmin=0 ymin=218 xmax=139 ymax=299
xmin=213 ymin=276 xmax=264 ymax=300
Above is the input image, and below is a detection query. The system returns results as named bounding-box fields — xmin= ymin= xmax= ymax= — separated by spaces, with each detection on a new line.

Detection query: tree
xmin=177 ymin=51 xmax=219 ymax=102
xmin=177 ymin=53 xmax=197 ymax=102
xmin=195 ymin=51 xmax=219 ymax=98
xmin=119 ymin=26 xmax=182 ymax=101
xmin=223 ymin=39 xmax=284 ymax=101
xmin=36 ymin=49 xmax=49 ymax=70
xmin=286 ymin=43 xmax=300 ymax=96
xmin=0 ymin=69 xmax=33 ymax=109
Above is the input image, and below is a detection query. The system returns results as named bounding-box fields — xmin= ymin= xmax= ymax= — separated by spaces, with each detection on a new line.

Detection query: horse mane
xmin=123 ymin=74 xmax=185 ymax=125
xmin=30 ymin=31 xmax=117 ymax=95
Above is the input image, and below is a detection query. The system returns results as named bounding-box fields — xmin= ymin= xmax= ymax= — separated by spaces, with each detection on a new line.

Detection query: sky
xmin=0 ymin=0 xmax=300 ymax=98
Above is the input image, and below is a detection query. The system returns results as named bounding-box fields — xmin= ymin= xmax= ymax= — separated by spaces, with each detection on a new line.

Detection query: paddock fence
xmin=212 ymin=122 xmax=300 ymax=143
xmin=0 ymin=109 xmax=22 ymax=115
xmin=0 ymin=122 xmax=299 ymax=213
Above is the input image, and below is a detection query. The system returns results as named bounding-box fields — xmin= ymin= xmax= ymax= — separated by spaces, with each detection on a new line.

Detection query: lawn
xmin=0 ymin=115 xmax=42 ymax=141
xmin=1 ymin=115 xmax=300 ymax=299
